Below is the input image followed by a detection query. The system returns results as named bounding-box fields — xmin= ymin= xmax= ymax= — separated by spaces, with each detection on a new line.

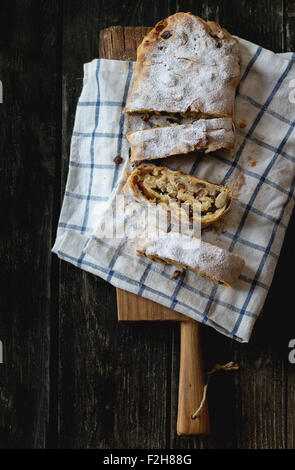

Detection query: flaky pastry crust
xmin=127 ymin=118 xmax=235 ymax=163
xmin=124 ymin=12 xmax=240 ymax=118
xmin=137 ymin=230 xmax=245 ymax=288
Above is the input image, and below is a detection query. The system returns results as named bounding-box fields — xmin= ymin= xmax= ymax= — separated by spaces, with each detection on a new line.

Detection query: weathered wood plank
xmin=99 ymin=26 xmax=151 ymax=61
xmin=230 ymin=0 xmax=295 ymax=449
xmin=223 ymin=0 xmax=288 ymax=450
xmin=58 ymin=0 xmax=293 ymax=449
xmin=221 ymin=0 xmax=291 ymax=450
xmin=221 ymin=0 xmax=285 ymax=52
xmin=283 ymin=0 xmax=295 ymax=449
xmin=170 ymin=0 xmax=289 ymax=450
xmin=59 ymin=265 xmax=173 ymax=448
xmin=59 ymin=0 xmax=179 ymax=449
xmin=0 ymin=0 xmax=60 ymax=448
xmin=0 ymin=0 xmax=293 ymax=451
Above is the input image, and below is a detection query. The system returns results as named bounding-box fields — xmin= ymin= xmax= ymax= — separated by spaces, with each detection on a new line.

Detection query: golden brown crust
xmin=124 ymin=12 xmax=240 ymax=117
xmin=124 ymin=164 xmax=232 ymax=227
xmin=138 ymin=15 xmax=234 ymax=54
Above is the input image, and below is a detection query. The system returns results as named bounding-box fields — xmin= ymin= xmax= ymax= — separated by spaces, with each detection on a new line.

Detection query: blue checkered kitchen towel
xmin=52 ymin=37 xmax=295 ymax=343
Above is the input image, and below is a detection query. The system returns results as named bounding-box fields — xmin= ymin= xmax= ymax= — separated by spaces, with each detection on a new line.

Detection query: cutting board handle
xmin=177 ymin=321 xmax=210 ymax=436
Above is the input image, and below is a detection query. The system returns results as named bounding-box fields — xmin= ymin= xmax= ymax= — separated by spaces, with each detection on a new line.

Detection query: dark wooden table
xmin=0 ymin=0 xmax=295 ymax=449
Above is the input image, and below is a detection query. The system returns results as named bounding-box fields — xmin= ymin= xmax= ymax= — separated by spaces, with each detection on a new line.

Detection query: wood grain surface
xmin=0 ymin=0 xmax=295 ymax=449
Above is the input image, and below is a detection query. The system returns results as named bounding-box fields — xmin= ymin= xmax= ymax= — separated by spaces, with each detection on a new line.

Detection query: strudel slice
xmin=127 ymin=118 xmax=235 ymax=163
xmin=124 ymin=165 xmax=232 ymax=227
xmin=124 ymin=12 xmax=240 ymax=118
xmin=137 ymin=230 xmax=245 ymax=288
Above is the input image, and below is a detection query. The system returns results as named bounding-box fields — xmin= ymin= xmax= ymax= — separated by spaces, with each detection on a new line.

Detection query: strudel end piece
xmin=127 ymin=118 xmax=235 ymax=163
xmin=124 ymin=12 xmax=240 ymax=118
xmin=137 ymin=230 xmax=245 ymax=288
xmin=124 ymin=165 xmax=232 ymax=227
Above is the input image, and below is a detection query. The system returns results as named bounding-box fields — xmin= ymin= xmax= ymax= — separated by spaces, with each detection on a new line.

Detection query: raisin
xmin=114 ymin=156 xmax=123 ymax=164
xmin=167 ymin=117 xmax=181 ymax=124
xmin=171 ymin=270 xmax=182 ymax=280
xmin=207 ymin=204 xmax=218 ymax=213
xmin=161 ymin=31 xmax=172 ymax=40
xmin=155 ymin=22 xmax=166 ymax=32
xmin=194 ymin=189 xmax=205 ymax=198
xmin=153 ymin=188 xmax=164 ymax=195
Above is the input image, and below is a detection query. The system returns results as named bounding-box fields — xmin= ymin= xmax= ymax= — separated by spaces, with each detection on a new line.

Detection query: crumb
xmin=114 ymin=156 xmax=123 ymax=164
xmin=123 ymin=171 xmax=130 ymax=183
xmin=202 ymin=225 xmax=218 ymax=235
xmin=142 ymin=114 xmax=151 ymax=122
xmin=239 ymin=118 xmax=247 ymax=129
xmin=171 ymin=270 xmax=182 ymax=280
xmin=237 ymin=137 xmax=243 ymax=146
xmin=232 ymin=170 xmax=245 ymax=198
xmin=247 ymin=156 xmax=257 ymax=167
xmin=265 ymin=185 xmax=270 ymax=190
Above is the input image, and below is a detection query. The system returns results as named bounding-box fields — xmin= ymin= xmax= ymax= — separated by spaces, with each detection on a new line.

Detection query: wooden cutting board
xmin=99 ymin=26 xmax=210 ymax=436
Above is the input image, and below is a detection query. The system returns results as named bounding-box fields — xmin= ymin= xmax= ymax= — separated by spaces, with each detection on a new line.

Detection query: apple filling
xmin=127 ymin=165 xmax=232 ymax=226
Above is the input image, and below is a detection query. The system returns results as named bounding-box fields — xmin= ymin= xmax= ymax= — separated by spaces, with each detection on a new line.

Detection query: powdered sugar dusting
xmin=139 ymin=230 xmax=245 ymax=287
xmin=125 ymin=13 xmax=240 ymax=116
xmin=127 ymin=117 xmax=235 ymax=161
